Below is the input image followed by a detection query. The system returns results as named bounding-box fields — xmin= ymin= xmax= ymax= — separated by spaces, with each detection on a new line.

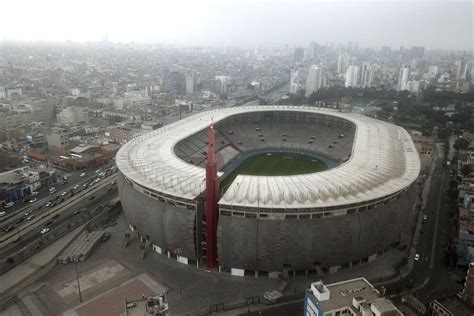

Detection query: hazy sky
xmin=0 ymin=0 xmax=472 ymax=50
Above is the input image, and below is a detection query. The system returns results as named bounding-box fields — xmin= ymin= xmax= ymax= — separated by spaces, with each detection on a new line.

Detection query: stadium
xmin=115 ymin=105 xmax=420 ymax=275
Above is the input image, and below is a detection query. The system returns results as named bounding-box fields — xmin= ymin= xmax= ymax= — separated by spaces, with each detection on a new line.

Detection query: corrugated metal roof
xmin=116 ymin=106 xmax=420 ymax=208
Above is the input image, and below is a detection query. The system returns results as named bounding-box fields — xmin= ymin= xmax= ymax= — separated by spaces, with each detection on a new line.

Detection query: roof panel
xmin=116 ymin=106 xmax=420 ymax=208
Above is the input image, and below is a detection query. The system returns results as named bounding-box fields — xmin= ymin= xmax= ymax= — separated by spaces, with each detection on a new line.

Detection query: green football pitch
xmin=220 ymin=152 xmax=328 ymax=194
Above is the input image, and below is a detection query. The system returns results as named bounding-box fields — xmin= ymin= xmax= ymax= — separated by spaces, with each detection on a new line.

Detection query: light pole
xmin=173 ymin=248 xmax=182 ymax=296
xmin=74 ymin=258 xmax=83 ymax=303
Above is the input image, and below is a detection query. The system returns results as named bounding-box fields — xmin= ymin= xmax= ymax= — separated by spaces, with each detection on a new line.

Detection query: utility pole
xmin=173 ymin=248 xmax=183 ymax=296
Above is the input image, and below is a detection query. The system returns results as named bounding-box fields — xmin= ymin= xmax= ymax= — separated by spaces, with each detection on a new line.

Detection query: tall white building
xmin=345 ymin=65 xmax=360 ymax=87
xmin=289 ymin=69 xmax=299 ymax=94
xmin=455 ymin=60 xmax=469 ymax=80
xmin=337 ymin=55 xmax=345 ymax=74
xmin=428 ymin=65 xmax=439 ymax=77
xmin=305 ymin=65 xmax=322 ymax=96
xmin=309 ymin=41 xmax=318 ymax=61
xmin=185 ymin=74 xmax=194 ymax=95
xmin=215 ymin=76 xmax=231 ymax=94
xmin=337 ymin=54 xmax=352 ymax=75
xmin=360 ymin=64 xmax=374 ymax=88
xmin=405 ymin=80 xmax=422 ymax=94
xmin=57 ymin=106 xmax=89 ymax=125
xmin=397 ymin=66 xmax=410 ymax=91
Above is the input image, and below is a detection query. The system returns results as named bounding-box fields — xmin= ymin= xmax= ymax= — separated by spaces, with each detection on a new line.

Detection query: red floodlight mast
xmin=205 ymin=119 xmax=219 ymax=268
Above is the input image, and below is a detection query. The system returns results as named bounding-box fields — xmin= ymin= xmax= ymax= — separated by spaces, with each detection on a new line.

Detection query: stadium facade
xmin=116 ymin=106 xmax=420 ymax=274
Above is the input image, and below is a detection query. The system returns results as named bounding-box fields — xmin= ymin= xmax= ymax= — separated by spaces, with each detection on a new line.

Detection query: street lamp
xmin=74 ymin=258 xmax=83 ymax=303
xmin=173 ymin=248 xmax=183 ymax=296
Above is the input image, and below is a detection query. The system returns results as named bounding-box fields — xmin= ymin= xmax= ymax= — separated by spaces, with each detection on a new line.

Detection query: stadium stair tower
xmin=203 ymin=121 xmax=219 ymax=268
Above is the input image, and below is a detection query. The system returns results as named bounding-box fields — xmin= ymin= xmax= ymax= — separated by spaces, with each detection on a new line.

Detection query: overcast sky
xmin=0 ymin=0 xmax=472 ymax=50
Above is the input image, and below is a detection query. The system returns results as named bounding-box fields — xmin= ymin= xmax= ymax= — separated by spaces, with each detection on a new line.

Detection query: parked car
xmin=80 ymin=172 xmax=86 ymax=177
xmin=414 ymin=253 xmax=420 ymax=261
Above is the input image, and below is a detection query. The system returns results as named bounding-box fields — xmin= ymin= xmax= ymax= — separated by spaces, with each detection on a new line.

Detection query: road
xmin=240 ymin=144 xmax=459 ymax=315
xmin=0 ymin=174 xmax=118 ymax=274
xmin=0 ymin=161 xmax=115 ymax=232
xmin=385 ymin=145 xmax=462 ymax=299
xmin=0 ymin=168 xmax=117 ymax=246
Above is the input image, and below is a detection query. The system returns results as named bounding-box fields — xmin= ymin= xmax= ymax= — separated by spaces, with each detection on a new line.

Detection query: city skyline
xmin=0 ymin=0 xmax=472 ymax=51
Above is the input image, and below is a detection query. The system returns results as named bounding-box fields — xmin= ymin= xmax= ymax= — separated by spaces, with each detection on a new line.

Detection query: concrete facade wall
xmin=118 ymin=173 xmax=197 ymax=260
xmin=119 ymin=167 xmax=416 ymax=271
xmin=217 ymin=186 xmax=416 ymax=272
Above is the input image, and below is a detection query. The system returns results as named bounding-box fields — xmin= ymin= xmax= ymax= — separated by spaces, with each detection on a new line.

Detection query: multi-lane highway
xmin=0 ymin=164 xmax=116 ymax=238
xmin=0 ymin=173 xmax=118 ymax=275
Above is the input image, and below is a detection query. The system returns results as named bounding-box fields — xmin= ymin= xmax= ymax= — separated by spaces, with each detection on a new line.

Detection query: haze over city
xmin=0 ymin=0 xmax=472 ymax=50
xmin=1 ymin=1 xmax=474 ymax=315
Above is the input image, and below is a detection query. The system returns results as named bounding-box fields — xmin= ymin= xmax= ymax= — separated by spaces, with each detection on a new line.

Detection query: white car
xmin=40 ymin=228 xmax=50 ymax=234
xmin=414 ymin=253 xmax=420 ymax=261
xmin=0 ymin=211 xmax=6 ymax=217
xmin=80 ymin=172 xmax=86 ymax=177
xmin=29 ymin=198 xmax=37 ymax=203
xmin=61 ymin=191 xmax=67 ymax=196
xmin=4 ymin=202 xmax=15 ymax=209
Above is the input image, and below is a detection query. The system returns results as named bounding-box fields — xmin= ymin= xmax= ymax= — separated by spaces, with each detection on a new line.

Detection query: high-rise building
xmin=305 ymin=65 xmax=322 ymax=96
xmin=428 ymin=65 xmax=439 ymax=77
xmin=294 ymin=48 xmax=304 ymax=64
xmin=309 ymin=41 xmax=318 ymax=61
xmin=462 ymin=62 xmax=470 ymax=80
xmin=405 ymin=80 xmax=422 ymax=94
xmin=166 ymin=71 xmax=186 ymax=95
xmin=456 ymin=59 xmax=470 ymax=81
xmin=185 ymin=74 xmax=194 ymax=95
xmin=360 ymin=64 xmax=374 ymax=88
xmin=345 ymin=65 xmax=360 ymax=87
xmin=215 ymin=76 xmax=231 ymax=95
xmin=347 ymin=41 xmax=354 ymax=53
xmin=337 ymin=55 xmax=345 ymax=74
xmin=289 ymin=69 xmax=299 ymax=94
xmin=456 ymin=60 xmax=464 ymax=80
xmin=397 ymin=66 xmax=410 ymax=91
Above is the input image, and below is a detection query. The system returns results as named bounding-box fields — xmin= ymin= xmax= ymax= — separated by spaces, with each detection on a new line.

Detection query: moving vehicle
xmin=414 ymin=253 xmax=420 ymax=261
xmin=4 ymin=202 xmax=15 ymax=209
xmin=40 ymin=227 xmax=50 ymax=234
xmin=29 ymin=198 xmax=37 ymax=203
xmin=80 ymin=172 xmax=86 ymax=177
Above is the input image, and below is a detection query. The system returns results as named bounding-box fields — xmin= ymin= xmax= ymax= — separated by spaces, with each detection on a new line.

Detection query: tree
xmin=454 ymin=138 xmax=470 ymax=151
xmin=461 ymin=164 xmax=472 ymax=176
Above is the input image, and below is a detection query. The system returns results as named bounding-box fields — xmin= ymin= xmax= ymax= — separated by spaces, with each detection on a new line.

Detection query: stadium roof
xmin=116 ymin=106 xmax=420 ymax=209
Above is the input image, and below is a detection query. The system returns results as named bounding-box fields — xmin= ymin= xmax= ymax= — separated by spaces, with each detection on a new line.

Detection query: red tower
xmin=205 ymin=120 xmax=219 ymax=268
